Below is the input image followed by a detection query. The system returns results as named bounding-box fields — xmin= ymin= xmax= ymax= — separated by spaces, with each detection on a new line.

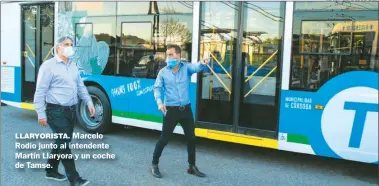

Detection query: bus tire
xmin=76 ymin=86 xmax=112 ymax=134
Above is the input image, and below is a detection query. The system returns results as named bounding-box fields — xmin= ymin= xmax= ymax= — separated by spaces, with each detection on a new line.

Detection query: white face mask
xmin=62 ymin=46 xmax=75 ymax=58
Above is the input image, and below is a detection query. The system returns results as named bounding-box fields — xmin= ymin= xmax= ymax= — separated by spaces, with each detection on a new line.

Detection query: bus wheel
xmin=76 ymin=86 xmax=112 ymax=134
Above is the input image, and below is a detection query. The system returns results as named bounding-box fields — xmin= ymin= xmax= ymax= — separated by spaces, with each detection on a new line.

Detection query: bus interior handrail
xmin=245 ymin=50 xmax=278 ymax=83
xmin=205 ymin=63 xmax=231 ymax=94
xmin=209 ymin=52 xmax=232 ymax=79
xmin=244 ymin=66 xmax=277 ymax=98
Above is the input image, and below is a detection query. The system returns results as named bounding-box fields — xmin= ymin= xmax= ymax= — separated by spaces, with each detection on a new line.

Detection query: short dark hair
xmin=166 ymin=45 xmax=181 ymax=54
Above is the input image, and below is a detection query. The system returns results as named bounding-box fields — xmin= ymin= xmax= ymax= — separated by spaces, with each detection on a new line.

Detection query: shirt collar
xmin=55 ymin=55 xmax=72 ymax=65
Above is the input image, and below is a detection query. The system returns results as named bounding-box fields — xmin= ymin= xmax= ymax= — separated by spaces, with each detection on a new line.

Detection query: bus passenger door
xmin=21 ymin=3 xmax=54 ymax=102
xmin=196 ymin=2 xmax=284 ymax=138
xmin=196 ymin=2 xmax=239 ymax=132
xmin=237 ymin=2 xmax=284 ymax=135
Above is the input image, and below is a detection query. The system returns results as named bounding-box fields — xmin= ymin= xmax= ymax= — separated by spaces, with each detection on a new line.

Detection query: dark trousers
xmin=45 ymin=103 xmax=79 ymax=182
xmin=152 ymin=104 xmax=196 ymax=165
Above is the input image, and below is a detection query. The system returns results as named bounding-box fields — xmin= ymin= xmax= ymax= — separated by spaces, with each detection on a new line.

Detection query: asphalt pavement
xmin=1 ymin=105 xmax=377 ymax=186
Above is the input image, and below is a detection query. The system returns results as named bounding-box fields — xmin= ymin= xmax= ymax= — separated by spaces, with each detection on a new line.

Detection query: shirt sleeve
xmin=187 ymin=61 xmax=206 ymax=75
xmin=77 ymin=73 xmax=94 ymax=108
xmin=153 ymin=70 xmax=164 ymax=106
xmin=33 ymin=63 xmax=52 ymax=120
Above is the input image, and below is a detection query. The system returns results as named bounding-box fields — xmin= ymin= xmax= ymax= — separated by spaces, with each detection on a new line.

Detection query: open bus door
xmin=21 ymin=3 xmax=54 ymax=102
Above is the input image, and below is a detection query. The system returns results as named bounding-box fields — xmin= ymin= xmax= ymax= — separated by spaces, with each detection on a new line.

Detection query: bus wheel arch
xmin=76 ymin=82 xmax=112 ymax=134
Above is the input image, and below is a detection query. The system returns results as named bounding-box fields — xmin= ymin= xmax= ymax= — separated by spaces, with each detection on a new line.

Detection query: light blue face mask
xmin=166 ymin=58 xmax=179 ymax=68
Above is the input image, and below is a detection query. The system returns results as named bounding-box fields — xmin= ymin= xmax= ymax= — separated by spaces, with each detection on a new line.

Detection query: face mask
xmin=166 ymin=58 xmax=178 ymax=68
xmin=62 ymin=46 xmax=75 ymax=58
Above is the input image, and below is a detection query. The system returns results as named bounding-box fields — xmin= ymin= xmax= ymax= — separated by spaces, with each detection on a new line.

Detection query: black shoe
xmin=150 ymin=164 xmax=162 ymax=178
xmin=187 ymin=165 xmax=205 ymax=177
xmin=70 ymin=177 xmax=90 ymax=186
xmin=45 ymin=172 xmax=67 ymax=181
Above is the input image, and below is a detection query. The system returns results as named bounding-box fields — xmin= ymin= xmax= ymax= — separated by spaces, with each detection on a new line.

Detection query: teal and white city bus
xmin=1 ymin=1 xmax=378 ymax=164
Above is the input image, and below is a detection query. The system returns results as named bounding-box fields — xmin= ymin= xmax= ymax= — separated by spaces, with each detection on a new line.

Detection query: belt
xmin=166 ymin=104 xmax=190 ymax=111
xmin=46 ymin=103 xmax=76 ymax=111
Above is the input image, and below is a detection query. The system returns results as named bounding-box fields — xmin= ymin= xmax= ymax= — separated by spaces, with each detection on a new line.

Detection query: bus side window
xmin=73 ymin=19 xmax=117 ymax=76
xmin=289 ymin=2 xmax=379 ymax=91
